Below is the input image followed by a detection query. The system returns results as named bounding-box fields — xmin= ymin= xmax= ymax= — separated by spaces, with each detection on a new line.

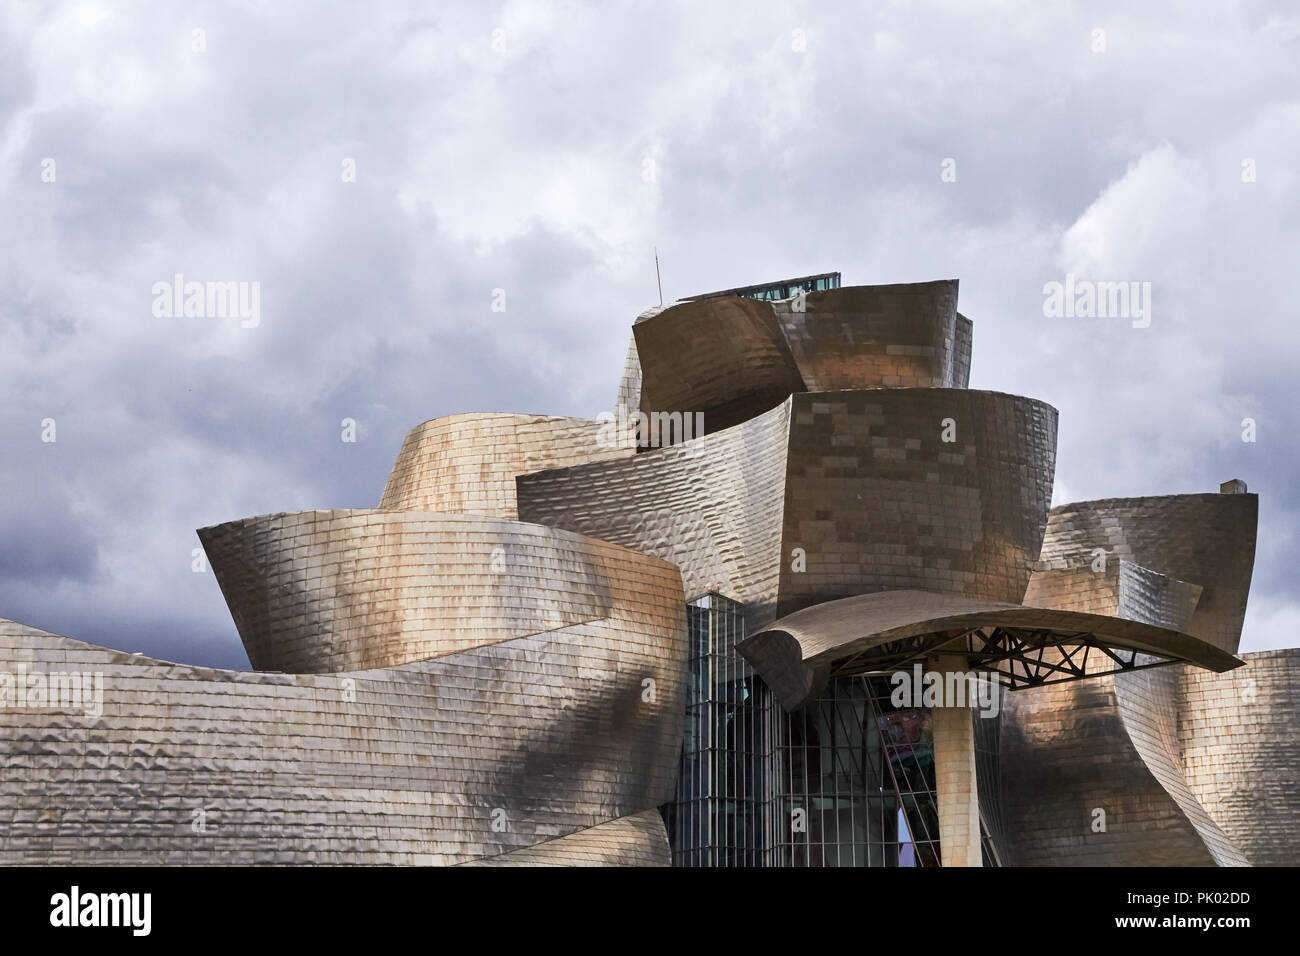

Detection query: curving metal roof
xmin=737 ymin=588 xmax=1244 ymax=711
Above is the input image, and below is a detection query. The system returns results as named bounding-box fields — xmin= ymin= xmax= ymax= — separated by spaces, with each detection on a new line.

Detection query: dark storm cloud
xmin=1 ymin=1 xmax=1296 ymax=666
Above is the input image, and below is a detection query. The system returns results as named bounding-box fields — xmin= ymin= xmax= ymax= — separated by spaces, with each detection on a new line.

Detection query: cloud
xmin=1 ymin=0 xmax=1296 ymax=664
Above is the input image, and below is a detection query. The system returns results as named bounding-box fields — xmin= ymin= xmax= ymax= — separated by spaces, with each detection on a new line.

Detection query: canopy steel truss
xmin=829 ymin=625 xmax=1183 ymax=690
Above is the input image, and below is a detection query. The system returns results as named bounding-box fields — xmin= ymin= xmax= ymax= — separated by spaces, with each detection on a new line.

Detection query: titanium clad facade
xmin=2 ymin=276 xmax=1292 ymax=867
xmin=999 ymin=670 xmax=1242 ymax=866
xmin=380 ymin=412 xmax=632 ymax=518
xmin=617 ymin=280 xmax=971 ymax=443
xmin=777 ymin=388 xmax=1057 ymax=614
xmin=519 ymin=397 xmax=794 ymax=631
xmin=1036 ymin=494 xmax=1258 ymax=654
xmin=460 ymin=810 xmax=670 ymax=866
xmin=2 ymin=398 xmax=688 ymax=864
xmin=1179 ymin=648 xmax=1300 ymax=866
xmin=199 ymin=510 xmax=669 ymax=674
xmin=519 ymin=388 xmax=1059 ymax=634
xmin=999 ymin=495 xmax=1261 ymax=866
xmin=0 ymin=609 xmax=685 ymax=865
xmin=632 ymin=296 xmax=805 ymax=436
xmin=771 ymin=280 xmax=962 ymax=390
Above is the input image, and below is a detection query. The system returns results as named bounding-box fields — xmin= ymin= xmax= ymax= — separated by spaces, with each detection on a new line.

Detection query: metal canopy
xmin=738 ymin=589 xmax=1244 ymax=711
xmin=828 ymin=624 xmax=1188 ymax=690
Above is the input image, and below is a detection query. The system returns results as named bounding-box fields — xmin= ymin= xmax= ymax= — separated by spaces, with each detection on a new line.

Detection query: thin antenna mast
xmin=654 ymin=247 xmax=663 ymax=306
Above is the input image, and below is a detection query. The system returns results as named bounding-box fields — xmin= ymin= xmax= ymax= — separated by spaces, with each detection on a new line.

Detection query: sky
xmin=1 ymin=0 xmax=1296 ymax=668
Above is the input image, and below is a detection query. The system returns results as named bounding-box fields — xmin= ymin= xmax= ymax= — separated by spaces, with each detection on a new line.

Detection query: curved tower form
xmin=199 ymin=510 xmax=665 ymax=673
xmin=380 ymin=412 xmax=633 ymax=518
xmin=999 ymin=490 xmax=1279 ymax=866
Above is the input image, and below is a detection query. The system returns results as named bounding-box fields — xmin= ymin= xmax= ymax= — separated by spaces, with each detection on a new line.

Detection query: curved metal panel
xmin=1180 ymin=648 xmax=1300 ymax=866
xmin=633 ymin=296 xmax=805 ymax=435
xmin=198 ymin=510 xmax=679 ymax=674
xmin=616 ymin=282 xmax=972 ymax=440
xmin=380 ymin=412 xmax=632 ymax=518
xmin=519 ymin=397 xmax=794 ymax=630
xmin=1000 ymin=525 xmax=1256 ymax=868
xmin=1000 ymin=670 xmax=1245 ymax=866
xmin=772 ymin=280 xmax=962 ymax=390
xmin=520 ymin=388 xmax=1058 ymax=636
xmin=953 ymin=312 xmax=973 ymax=388
xmin=0 ymin=597 xmax=685 ymax=865
xmin=1113 ymin=666 xmax=1247 ymax=866
xmin=1037 ymin=493 xmax=1258 ymax=653
xmin=1025 ymin=560 xmax=1203 ymax=632
xmin=777 ymin=388 xmax=1057 ymax=615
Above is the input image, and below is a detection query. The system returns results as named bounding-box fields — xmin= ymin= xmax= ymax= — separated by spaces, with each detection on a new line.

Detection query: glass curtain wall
xmin=663 ymin=593 xmax=1002 ymax=867
xmin=741 ymin=273 xmax=841 ymax=301
xmin=763 ymin=675 xmax=941 ymax=866
xmin=663 ymin=594 xmax=767 ymax=866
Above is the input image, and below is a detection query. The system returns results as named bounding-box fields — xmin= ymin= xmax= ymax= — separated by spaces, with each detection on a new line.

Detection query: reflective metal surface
xmin=1000 ymin=493 xmax=1266 ymax=866
xmin=519 ymin=388 xmax=1059 ymax=633
xmin=199 ymin=509 xmax=665 ymax=674
xmin=2 ymin=276 xmax=1292 ymax=868
xmin=1 ymin=405 xmax=686 ymax=865
xmin=380 ymin=412 xmax=632 ymax=518
xmin=0 ymin=564 xmax=684 ymax=865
